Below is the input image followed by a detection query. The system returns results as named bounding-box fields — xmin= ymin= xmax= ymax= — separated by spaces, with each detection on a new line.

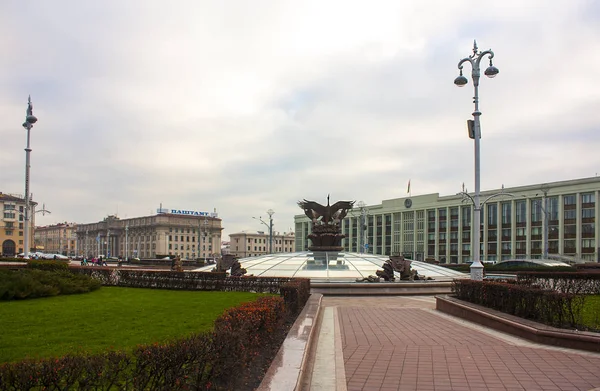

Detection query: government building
xmin=76 ymin=208 xmax=223 ymax=260
xmin=294 ymin=177 xmax=600 ymax=264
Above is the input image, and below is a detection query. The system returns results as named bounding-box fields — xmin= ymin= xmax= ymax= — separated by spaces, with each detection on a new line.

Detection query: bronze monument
xmin=298 ymin=195 xmax=355 ymax=251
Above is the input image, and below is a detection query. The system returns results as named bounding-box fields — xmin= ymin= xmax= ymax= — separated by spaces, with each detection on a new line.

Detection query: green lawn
xmin=581 ymin=295 xmax=600 ymax=331
xmin=0 ymin=287 xmax=269 ymax=363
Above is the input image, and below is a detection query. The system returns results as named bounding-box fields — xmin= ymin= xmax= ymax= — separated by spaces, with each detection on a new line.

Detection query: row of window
xmin=3 ymin=230 xmax=23 ymax=236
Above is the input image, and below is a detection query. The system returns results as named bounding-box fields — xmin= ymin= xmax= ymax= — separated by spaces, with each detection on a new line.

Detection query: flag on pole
xmin=407 ymin=179 xmax=411 ymax=194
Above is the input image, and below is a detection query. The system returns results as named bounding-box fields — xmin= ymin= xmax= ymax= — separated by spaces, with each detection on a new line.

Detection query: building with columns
xmin=294 ymin=176 xmax=600 ymax=263
xmin=76 ymin=210 xmax=223 ymax=260
xmin=228 ymin=231 xmax=296 ymax=258
xmin=34 ymin=222 xmax=77 ymax=256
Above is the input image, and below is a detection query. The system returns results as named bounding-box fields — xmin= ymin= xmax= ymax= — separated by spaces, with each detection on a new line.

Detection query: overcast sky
xmin=1 ymin=0 xmax=599 ymax=239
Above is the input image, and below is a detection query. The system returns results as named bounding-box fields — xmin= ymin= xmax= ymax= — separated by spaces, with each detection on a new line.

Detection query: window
xmin=487 ymin=204 xmax=497 ymax=225
xmin=564 ymin=195 xmax=576 ymax=205
xmin=3 ymin=204 xmax=15 ymax=210
xmin=3 ymin=212 xmax=15 ymax=219
xmin=515 ymin=201 xmax=526 ymax=223
xmin=582 ymin=224 xmax=595 ymax=234
xmin=501 ymin=202 xmax=511 ymax=224
xmin=5 ymin=230 xmax=13 ymax=235
xmin=582 ymin=209 xmax=595 ymax=219
xmin=582 ymin=193 xmax=595 ymax=204
xmin=461 ymin=206 xmax=471 ymax=226
xmin=564 ymin=210 xmax=576 ymax=220
xmin=531 ymin=200 xmax=543 ymax=222
xmin=582 ymin=239 xmax=595 ymax=248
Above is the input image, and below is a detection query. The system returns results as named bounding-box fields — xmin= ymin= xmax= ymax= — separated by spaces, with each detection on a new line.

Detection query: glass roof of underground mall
xmin=195 ymin=252 xmax=466 ymax=281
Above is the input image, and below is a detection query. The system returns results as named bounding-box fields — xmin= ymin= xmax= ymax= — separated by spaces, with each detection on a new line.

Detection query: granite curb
xmin=257 ymin=293 xmax=323 ymax=391
xmin=436 ymin=294 xmax=600 ymax=353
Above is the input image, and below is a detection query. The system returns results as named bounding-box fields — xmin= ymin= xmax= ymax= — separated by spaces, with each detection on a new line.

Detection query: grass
xmin=0 ymin=287 xmax=270 ymax=363
xmin=581 ymin=295 xmax=600 ymax=331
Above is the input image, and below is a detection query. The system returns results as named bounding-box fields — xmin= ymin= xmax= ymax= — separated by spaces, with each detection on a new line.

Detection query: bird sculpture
xmin=298 ymin=195 xmax=355 ymax=225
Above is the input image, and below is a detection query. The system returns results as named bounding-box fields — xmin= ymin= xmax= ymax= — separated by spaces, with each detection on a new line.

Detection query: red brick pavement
xmin=338 ymin=306 xmax=600 ymax=391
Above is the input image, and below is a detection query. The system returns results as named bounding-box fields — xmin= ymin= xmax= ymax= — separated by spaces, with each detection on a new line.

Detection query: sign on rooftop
xmin=157 ymin=208 xmax=218 ymax=218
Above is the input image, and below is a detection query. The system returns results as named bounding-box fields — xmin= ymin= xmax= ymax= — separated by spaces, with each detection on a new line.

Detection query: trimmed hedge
xmin=0 ymin=296 xmax=290 ymax=391
xmin=280 ymin=279 xmax=311 ymax=314
xmin=71 ymin=268 xmax=308 ymax=295
xmin=27 ymin=260 xmax=70 ymax=271
xmin=0 ymin=269 xmax=102 ymax=300
xmin=453 ymin=279 xmax=584 ymax=328
xmin=516 ymin=271 xmax=600 ymax=295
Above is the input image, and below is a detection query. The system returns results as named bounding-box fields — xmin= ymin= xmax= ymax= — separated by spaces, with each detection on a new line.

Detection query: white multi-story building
xmin=229 ymin=231 xmax=296 ymax=258
xmin=294 ymin=176 xmax=600 ymax=263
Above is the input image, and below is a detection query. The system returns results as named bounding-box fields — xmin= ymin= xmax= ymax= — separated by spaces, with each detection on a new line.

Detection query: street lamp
xmin=454 ymin=40 xmax=499 ymax=280
xmin=253 ymin=209 xmax=274 ymax=254
xmin=22 ymin=95 xmax=38 ymax=258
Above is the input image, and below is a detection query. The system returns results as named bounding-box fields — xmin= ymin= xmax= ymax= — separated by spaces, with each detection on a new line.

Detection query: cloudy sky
xmin=1 ymin=0 xmax=599 ymax=239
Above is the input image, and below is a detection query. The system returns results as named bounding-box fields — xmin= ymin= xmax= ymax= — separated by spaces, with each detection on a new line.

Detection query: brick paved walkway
xmin=324 ymin=297 xmax=600 ymax=391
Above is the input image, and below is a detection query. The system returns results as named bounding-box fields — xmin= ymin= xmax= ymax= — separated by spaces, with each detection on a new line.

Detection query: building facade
xmin=294 ymin=177 xmax=600 ymax=263
xmin=76 ymin=211 xmax=223 ymax=260
xmin=229 ymin=231 xmax=296 ymax=258
xmin=0 ymin=192 xmax=37 ymax=256
xmin=34 ymin=223 xmax=77 ymax=256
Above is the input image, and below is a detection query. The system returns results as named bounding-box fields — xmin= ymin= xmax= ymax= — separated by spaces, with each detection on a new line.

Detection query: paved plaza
xmin=307 ymin=296 xmax=600 ymax=391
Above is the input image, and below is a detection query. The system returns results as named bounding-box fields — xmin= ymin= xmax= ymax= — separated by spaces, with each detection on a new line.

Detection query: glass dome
xmin=195 ymin=252 xmax=465 ymax=281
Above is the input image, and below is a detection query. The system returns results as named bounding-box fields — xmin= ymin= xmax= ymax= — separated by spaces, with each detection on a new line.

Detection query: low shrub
xmin=72 ymin=268 xmax=303 ymax=295
xmin=280 ymin=279 xmax=311 ymax=314
xmin=0 ymin=269 xmax=101 ymax=300
xmin=516 ymin=271 xmax=600 ymax=295
xmin=0 ymin=258 xmax=24 ymax=263
xmin=0 ymin=296 xmax=292 ymax=391
xmin=27 ymin=260 xmax=70 ymax=272
xmin=453 ymin=279 xmax=584 ymax=328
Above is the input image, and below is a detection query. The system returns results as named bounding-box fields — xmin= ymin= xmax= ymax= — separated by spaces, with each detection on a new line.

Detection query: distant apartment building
xmin=75 ymin=208 xmax=223 ymax=260
xmin=229 ymin=231 xmax=296 ymax=258
xmin=0 ymin=192 xmax=37 ymax=256
xmin=34 ymin=223 xmax=77 ymax=256
xmin=295 ymin=176 xmax=600 ymax=263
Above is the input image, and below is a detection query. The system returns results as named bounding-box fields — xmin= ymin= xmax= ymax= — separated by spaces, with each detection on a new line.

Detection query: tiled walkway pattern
xmin=332 ymin=300 xmax=600 ymax=391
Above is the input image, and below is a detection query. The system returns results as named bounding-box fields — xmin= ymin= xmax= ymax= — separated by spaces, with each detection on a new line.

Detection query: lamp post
xmin=204 ymin=216 xmax=208 ymax=262
xmin=106 ymin=229 xmax=110 ymax=258
xmin=253 ymin=209 xmax=274 ymax=254
xmin=22 ymin=96 xmax=38 ymax=258
xmin=125 ymin=225 xmax=129 ymax=261
xmin=454 ymin=40 xmax=499 ymax=280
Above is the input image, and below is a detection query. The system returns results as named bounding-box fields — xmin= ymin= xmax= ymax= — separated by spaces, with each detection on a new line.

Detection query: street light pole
xmin=267 ymin=209 xmax=274 ymax=254
xmin=454 ymin=40 xmax=499 ymax=280
xmin=204 ymin=216 xmax=208 ymax=262
xmin=125 ymin=225 xmax=129 ymax=261
xmin=253 ymin=209 xmax=275 ymax=254
xmin=22 ymin=96 xmax=38 ymax=258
